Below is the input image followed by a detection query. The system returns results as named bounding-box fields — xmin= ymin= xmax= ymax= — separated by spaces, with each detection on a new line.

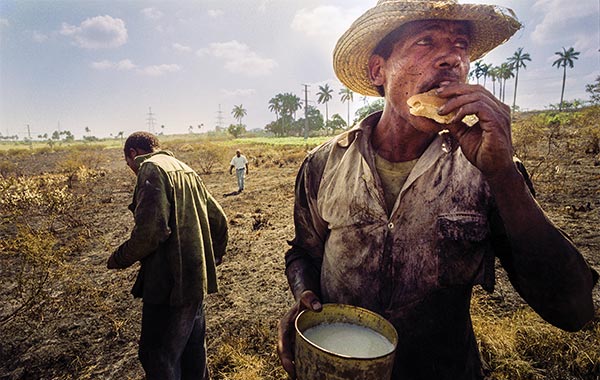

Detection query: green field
xmin=0 ymin=134 xmax=332 ymax=152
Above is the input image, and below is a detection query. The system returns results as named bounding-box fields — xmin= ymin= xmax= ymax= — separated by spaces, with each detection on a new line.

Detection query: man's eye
xmin=455 ymin=39 xmax=469 ymax=49
xmin=416 ymin=37 xmax=433 ymax=46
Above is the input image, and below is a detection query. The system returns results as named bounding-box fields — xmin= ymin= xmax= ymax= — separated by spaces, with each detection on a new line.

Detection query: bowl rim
xmin=294 ymin=303 xmax=398 ymax=360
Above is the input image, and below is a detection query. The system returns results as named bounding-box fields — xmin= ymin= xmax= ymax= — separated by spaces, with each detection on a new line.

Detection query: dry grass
xmin=1 ymin=109 xmax=599 ymax=379
xmin=208 ymin=323 xmax=287 ymax=380
xmin=472 ymin=295 xmax=600 ymax=379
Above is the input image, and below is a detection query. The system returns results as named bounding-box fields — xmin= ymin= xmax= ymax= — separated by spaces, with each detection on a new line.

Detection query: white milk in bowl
xmin=295 ymin=304 xmax=398 ymax=379
xmin=302 ymin=322 xmax=395 ymax=358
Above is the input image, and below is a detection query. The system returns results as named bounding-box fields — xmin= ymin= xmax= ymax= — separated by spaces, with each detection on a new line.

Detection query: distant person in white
xmin=229 ymin=149 xmax=249 ymax=192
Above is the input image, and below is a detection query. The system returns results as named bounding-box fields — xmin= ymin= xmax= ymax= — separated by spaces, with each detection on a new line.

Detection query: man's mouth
xmin=420 ymin=72 xmax=460 ymax=92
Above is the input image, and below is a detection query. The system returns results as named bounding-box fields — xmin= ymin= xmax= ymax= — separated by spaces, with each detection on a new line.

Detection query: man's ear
xmin=368 ymin=54 xmax=385 ymax=87
xmin=126 ymin=148 xmax=138 ymax=160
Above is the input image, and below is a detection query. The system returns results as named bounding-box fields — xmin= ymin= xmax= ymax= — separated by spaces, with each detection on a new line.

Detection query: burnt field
xmin=1 ymin=108 xmax=599 ymax=379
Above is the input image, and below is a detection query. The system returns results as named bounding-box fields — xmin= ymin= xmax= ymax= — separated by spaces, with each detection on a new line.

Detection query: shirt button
xmin=388 ymin=222 xmax=394 ymax=230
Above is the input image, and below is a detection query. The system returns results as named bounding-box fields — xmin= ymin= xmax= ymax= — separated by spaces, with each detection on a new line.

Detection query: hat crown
xmin=335 ymin=0 xmax=521 ymax=97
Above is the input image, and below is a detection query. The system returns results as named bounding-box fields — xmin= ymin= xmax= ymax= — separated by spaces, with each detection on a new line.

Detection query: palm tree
xmin=339 ymin=87 xmax=354 ymax=128
xmin=488 ymin=66 xmax=499 ymax=97
xmin=472 ymin=61 xmax=485 ymax=85
xmin=497 ymin=62 xmax=514 ymax=103
xmin=268 ymin=95 xmax=283 ymax=122
xmin=268 ymin=93 xmax=302 ymax=136
xmin=317 ymin=84 xmax=334 ymax=132
xmin=232 ymin=104 xmax=247 ymax=127
xmin=506 ymin=47 xmax=531 ymax=112
xmin=482 ymin=63 xmax=493 ymax=89
xmin=552 ymin=47 xmax=580 ymax=111
xmin=275 ymin=93 xmax=302 ymax=135
xmin=282 ymin=93 xmax=302 ymax=120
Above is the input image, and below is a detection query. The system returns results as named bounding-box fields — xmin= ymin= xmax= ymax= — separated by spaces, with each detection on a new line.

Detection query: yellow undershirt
xmin=375 ymin=154 xmax=418 ymax=215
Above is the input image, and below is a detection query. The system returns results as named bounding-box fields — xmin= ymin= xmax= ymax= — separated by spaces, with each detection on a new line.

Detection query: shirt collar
xmin=134 ymin=150 xmax=174 ymax=166
xmin=340 ymin=111 xmax=459 ymax=182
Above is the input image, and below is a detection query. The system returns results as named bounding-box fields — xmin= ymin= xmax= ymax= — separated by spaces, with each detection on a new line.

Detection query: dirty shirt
xmin=286 ymin=112 xmax=522 ymax=379
xmin=110 ymin=151 xmax=228 ymax=306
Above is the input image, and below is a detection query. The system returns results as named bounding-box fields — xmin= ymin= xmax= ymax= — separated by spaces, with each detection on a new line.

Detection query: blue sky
xmin=1 ymin=0 xmax=598 ymax=139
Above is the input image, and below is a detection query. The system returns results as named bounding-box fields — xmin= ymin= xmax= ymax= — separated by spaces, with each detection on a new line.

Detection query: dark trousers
xmin=139 ymin=300 xmax=209 ymax=380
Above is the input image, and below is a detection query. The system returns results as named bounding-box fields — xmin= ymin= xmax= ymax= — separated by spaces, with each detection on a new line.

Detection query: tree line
xmin=245 ymin=46 xmax=595 ymax=138
xmin=5 ymin=46 xmax=596 ymax=142
xmin=470 ymin=46 xmax=584 ymax=112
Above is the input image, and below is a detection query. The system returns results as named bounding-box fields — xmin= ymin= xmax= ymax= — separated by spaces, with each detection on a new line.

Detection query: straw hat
xmin=333 ymin=0 xmax=521 ymax=97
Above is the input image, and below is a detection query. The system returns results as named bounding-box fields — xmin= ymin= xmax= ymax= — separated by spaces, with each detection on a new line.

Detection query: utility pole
xmin=146 ymin=107 xmax=156 ymax=133
xmin=26 ymin=124 xmax=32 ymax=149
xmin=302 ymin=84 xmax=310 ymax=140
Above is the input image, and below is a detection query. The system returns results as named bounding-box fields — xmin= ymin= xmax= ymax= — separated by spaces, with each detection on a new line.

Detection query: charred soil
xmin=1 ymin=115 xmax=599 ymax=379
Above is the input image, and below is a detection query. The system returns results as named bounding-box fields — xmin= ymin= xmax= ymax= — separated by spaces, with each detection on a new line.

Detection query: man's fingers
xmin=277 ymin=308 xmax=298 ymax=379
xmin=299 ymin=290 xmax=323 ymax=312
xmin=277 ymin=293 xmax=322 ymax=379
xmin=280 ymin=357 xmax=296 ymax=379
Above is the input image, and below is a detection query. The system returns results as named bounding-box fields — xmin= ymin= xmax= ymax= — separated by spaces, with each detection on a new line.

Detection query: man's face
xmin=125 ymin=148 xmax=140 ymax=174
xmin=370 ymin=20 xmax=471 ymax=132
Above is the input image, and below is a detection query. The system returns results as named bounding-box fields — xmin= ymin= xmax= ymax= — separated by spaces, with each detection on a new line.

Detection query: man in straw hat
xmin=277 ymin=1 xmax=597 ymax=379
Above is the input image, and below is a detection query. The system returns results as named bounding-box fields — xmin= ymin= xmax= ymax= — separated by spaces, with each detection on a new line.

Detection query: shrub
xmin=0 ymin=160 xmax=21 ymax=177
xmin=196 ymin=143 xmax=227 ymax=174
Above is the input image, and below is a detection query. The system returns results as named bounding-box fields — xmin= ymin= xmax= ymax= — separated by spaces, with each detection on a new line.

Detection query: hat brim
xmin=333 ymin=1 xmax=522 ymax=97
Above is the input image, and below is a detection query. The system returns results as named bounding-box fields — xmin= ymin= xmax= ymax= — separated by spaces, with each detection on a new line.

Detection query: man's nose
xmin=435 ymin=46 xmax=467 ymax=70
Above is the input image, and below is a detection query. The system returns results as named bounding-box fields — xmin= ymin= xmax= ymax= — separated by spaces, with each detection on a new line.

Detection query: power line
xmin=216 ymin=104 xmax=224 ymax=130
xmin=146 ymin=107 xmax=156 ymax=133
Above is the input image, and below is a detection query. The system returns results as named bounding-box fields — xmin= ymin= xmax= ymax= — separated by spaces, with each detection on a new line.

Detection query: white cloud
xmin=141 ymin=7 xmax=163 ymax=20
xmin=91 ymin=59 xmax=137 ymax=71
xmin=221 ymin=89 xmax=257 ymax=97
xmin=0 ymin=18 xmax=9 ymax=28
xmin=173 ymin=43 xmax=192 ymax=53
xmin=291 ymin=6 xmax=362 ymax=38
xmin=207 ymin=9 xmax=224 ymax=18
xmin=138 ymin=64 xmax=181 ymax=76
xmin=60 ymin=15 xmax=127 ymax=49
xmin=90 ymin=60 xmax=113 ymax=70
xmin=531 ymin=0 xmax=597 ymax=55
xmin=32 ymin=31 xmax=48 ymax=43
xmin=198 ymin=40 xmax=278 ymax=76
xmin=90 ymin=59 xmax=179 ymax=75
xmin=258 ymin=0 xmax=273 ymax=13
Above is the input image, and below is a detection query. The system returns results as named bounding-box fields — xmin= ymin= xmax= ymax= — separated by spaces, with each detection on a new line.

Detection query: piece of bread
xmin=407 ymin=89 xmax=456 ymax=124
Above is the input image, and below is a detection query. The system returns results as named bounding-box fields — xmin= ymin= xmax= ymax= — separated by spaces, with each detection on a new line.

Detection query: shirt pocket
xmin=436 ymin=213 xmax=490 ymax=287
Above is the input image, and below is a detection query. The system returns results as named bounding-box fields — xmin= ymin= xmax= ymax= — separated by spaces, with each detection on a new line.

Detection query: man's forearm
xmin=285 ymin=257 xmax=321 ymax=301
xmin=487 ymin=166 xmax=595 ymax=329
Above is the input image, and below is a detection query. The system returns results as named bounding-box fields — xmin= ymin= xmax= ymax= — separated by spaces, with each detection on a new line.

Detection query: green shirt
xmin=110 ymin=150 xmax=228 ymax=305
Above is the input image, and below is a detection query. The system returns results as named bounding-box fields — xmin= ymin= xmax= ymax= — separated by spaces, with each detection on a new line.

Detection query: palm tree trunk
xmin=512 ymin=67 xmax=520 ymax=112
xmin=559 ymin=65 xmax=567 ymax=111
xmin=347 ymin=102 xmax=350 ymax=129
xmin=325 ymin=103 xmax=329 ymax=135
xmin=499 ymin=81 xmax=503 ymax=102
